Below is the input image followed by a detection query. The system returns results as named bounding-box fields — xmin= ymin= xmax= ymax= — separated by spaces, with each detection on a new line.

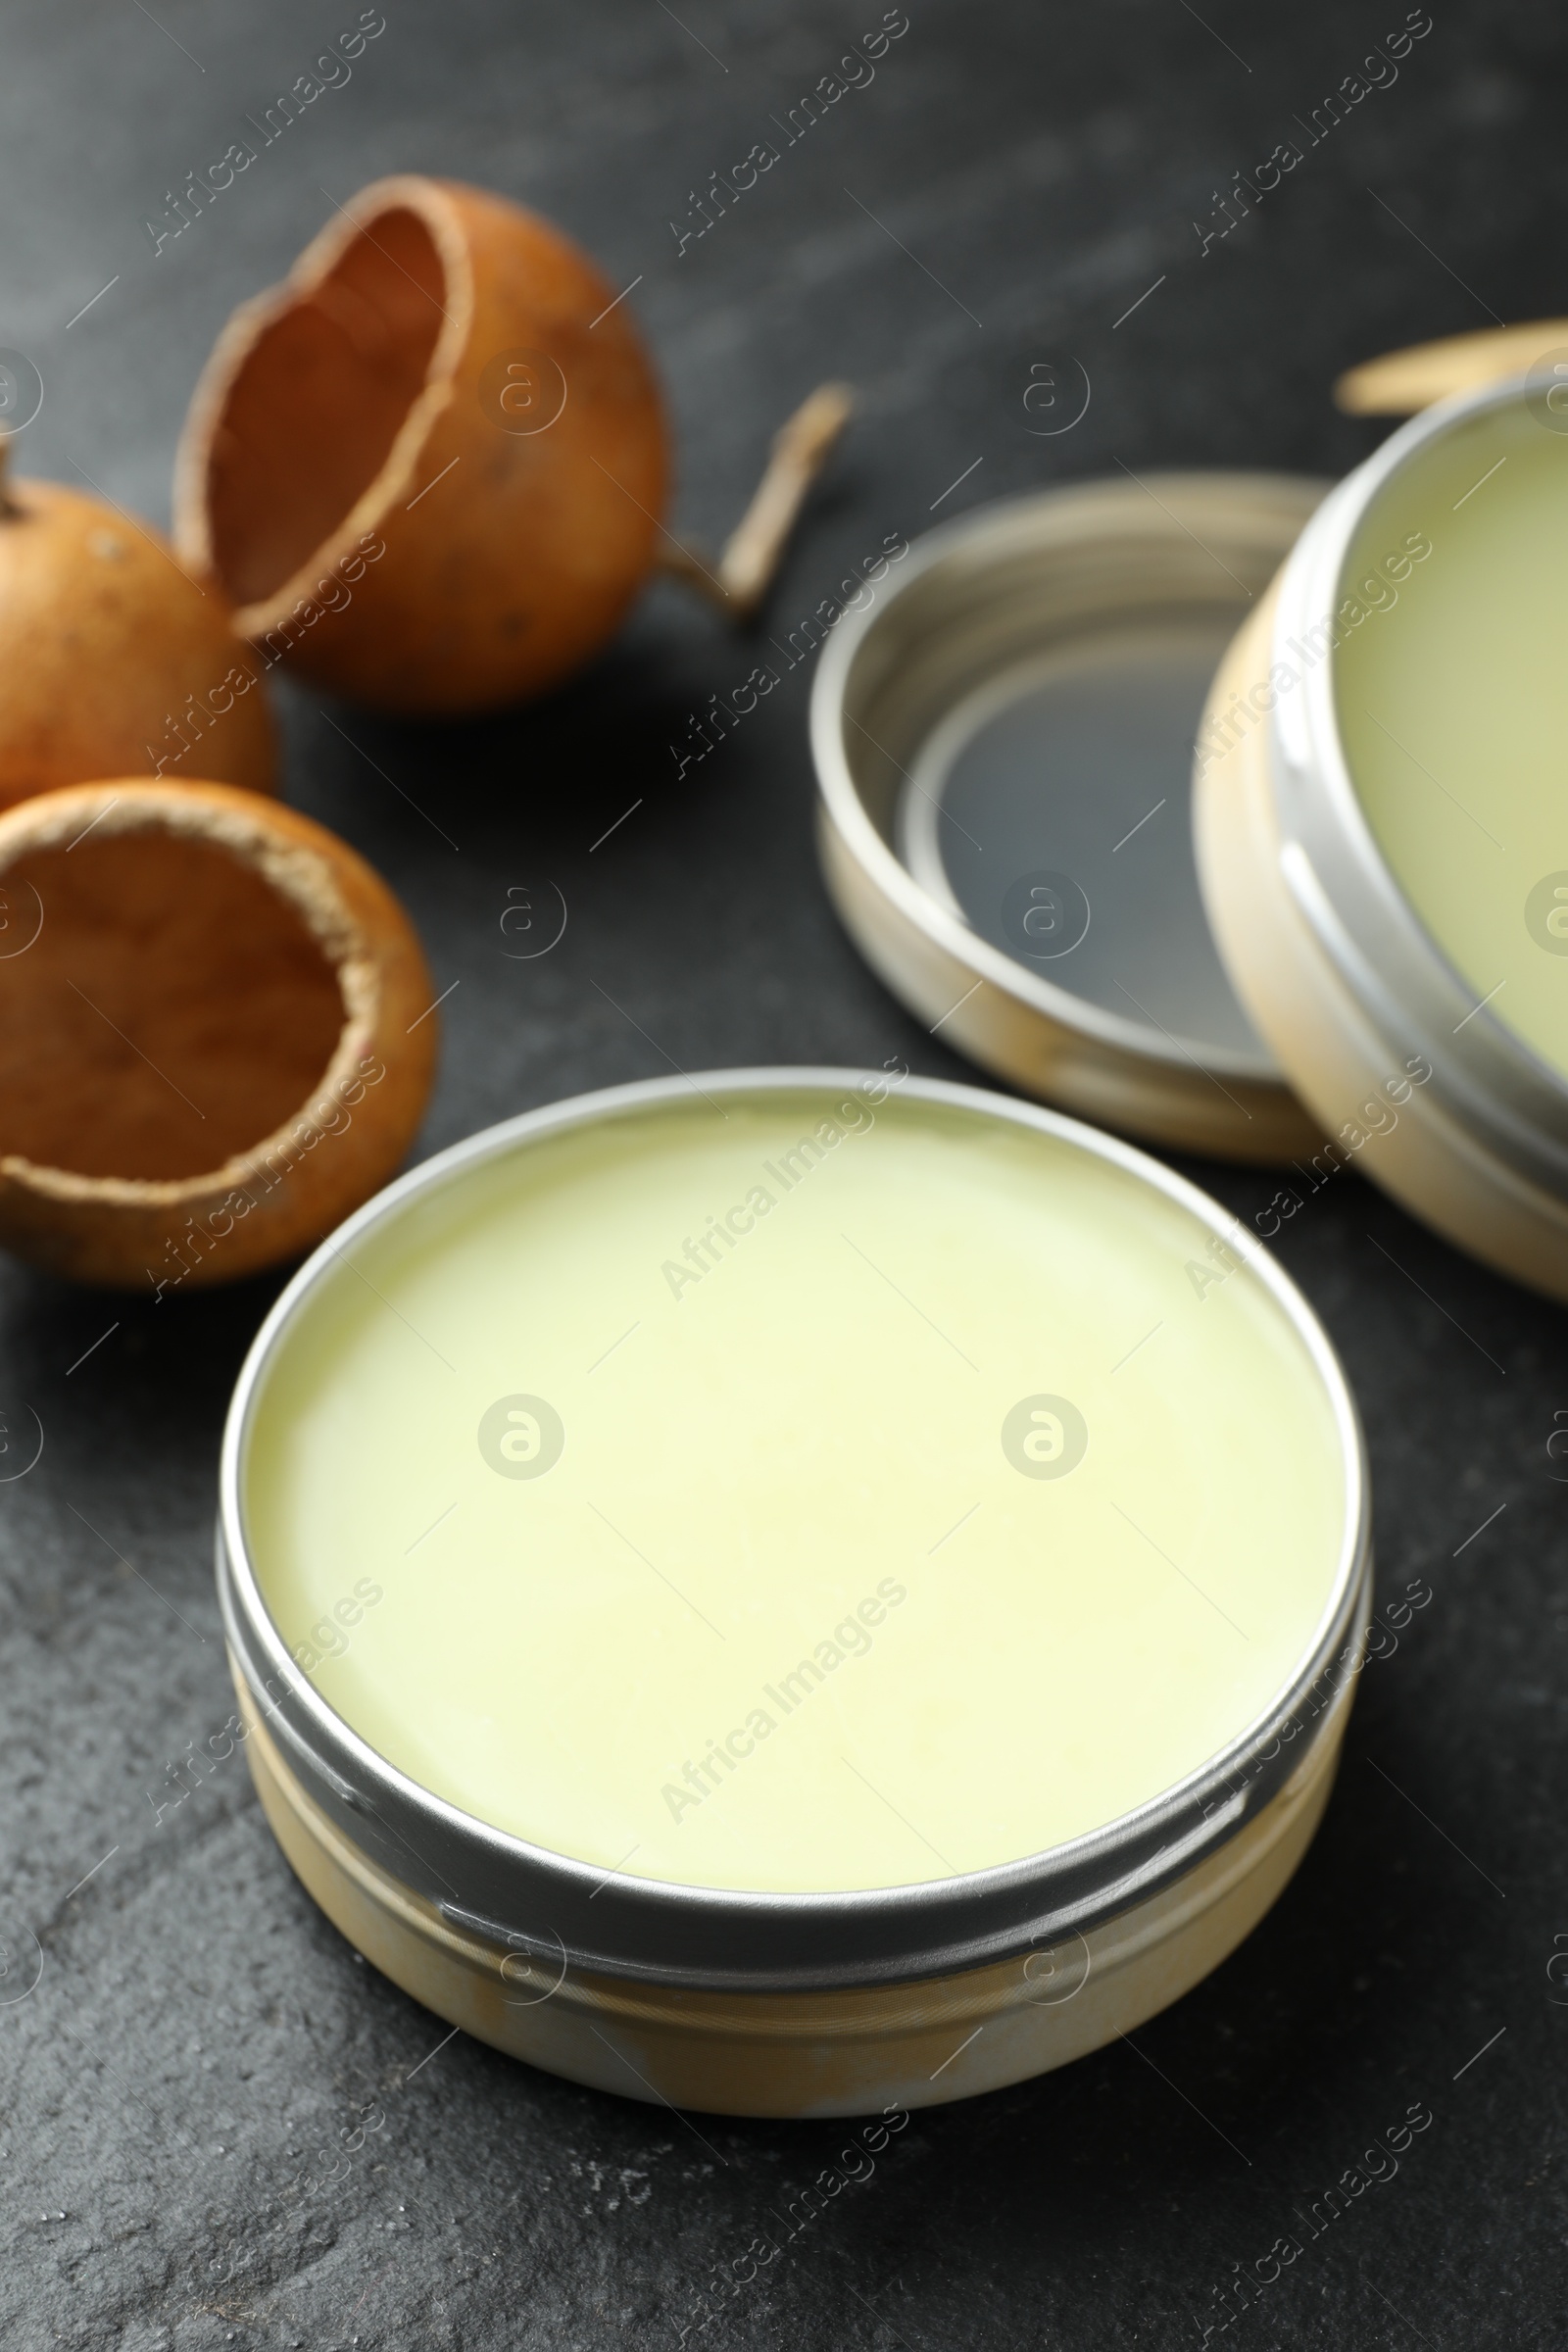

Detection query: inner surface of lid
xmin=1334 ymin=394 xmax=1568 ymax=1087
xmin=241 ymin=1087 xmax=1349 ymax=1897
xmin=896 ymin=617 xmax=1267 ymax=1058
xmin=0 ymin=832 xmax=345 ymax=1180
xmin=207 ymin=205 xmax=445 ymax=607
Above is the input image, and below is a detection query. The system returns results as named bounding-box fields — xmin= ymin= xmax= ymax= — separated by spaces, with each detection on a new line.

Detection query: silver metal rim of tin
xmin=809 ymin=475 xmax=1332 ymax=1165
xmin=1264 ymin=375 xmax=1568 ymax=1202
xmin=218 ymin=1069 xmax=1371 ymax=1995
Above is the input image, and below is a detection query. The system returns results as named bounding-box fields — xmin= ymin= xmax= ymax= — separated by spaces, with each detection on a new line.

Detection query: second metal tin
xmin=1195 ymin=378 xmax=1568 ymax=1300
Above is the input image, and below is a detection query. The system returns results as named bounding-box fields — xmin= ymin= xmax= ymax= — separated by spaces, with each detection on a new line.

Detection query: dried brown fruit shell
xmin=0 ymin=779 xmax=437 ymax=1291
xmin=0 ymin=454 xmax=276 ymax=810
xmin=173 ymin=173 xmax=669 ymax=715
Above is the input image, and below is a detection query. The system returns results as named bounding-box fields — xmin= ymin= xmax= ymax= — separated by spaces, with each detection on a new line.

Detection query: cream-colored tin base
xmin=1197 ymin=589 xmax=1568 ymax=1303
xmin=236 ymin=1666 xmax=1351 ymax=2119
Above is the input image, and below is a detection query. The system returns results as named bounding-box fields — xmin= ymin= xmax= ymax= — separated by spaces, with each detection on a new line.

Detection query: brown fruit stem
xmin=660 ymin=381 xmax=854 ymax=620
xmin=0 ymin=430 xmax=21 ymax=520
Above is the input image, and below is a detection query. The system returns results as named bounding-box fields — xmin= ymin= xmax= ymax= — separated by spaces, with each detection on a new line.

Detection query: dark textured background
xmin=2 ymin=2 xmax=1564 ymax=2344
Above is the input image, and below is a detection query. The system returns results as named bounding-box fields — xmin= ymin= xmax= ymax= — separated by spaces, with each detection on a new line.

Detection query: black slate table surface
xmin=3 ymin=3 xmax=1564 ymax=2345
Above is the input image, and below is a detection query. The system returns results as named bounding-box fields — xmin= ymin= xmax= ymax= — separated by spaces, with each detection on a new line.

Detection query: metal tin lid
xmin=811 ymin=477 xmax=1330 ymax=1163
xmin=218 ymin=1070 xmax=1369 ymax=1993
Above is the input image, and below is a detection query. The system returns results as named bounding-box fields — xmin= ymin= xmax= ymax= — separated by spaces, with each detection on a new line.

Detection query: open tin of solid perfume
xmin=219 ymin=1069 xmax=1368 ymax=2118
xmin=811 ymin=474 xmax=1330 ymax=1162
xmin=1195 ymin=374 xmax=1568 ymax=1299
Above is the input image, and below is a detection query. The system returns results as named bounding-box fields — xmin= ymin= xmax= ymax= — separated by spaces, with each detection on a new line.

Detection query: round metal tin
xmin=218 ymin=1071 xmax=1370 ymax=2114
xmin=1195 ymin=379 xmax=1568 ymax=1299
xmin=811 ymin=477 xmax=1330 ymax=1162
